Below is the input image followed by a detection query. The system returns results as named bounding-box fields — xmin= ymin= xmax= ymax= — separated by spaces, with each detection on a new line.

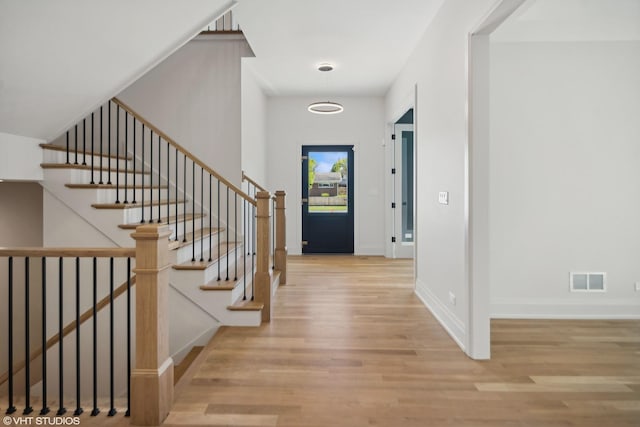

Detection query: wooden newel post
xmin=130 ymin=224 xmax=174 ymax=426
xmin=274 ymin=191 xmax=287 ymax=285
xmin=254 ymin=191 xmax=272 ymax=322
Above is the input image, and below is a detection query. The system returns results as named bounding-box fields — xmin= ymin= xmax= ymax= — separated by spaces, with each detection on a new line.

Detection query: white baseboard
xmin=415 ymin=279 xmax=467 ymax=352
xmin=491 ymin=298 xmax=640 ymax=319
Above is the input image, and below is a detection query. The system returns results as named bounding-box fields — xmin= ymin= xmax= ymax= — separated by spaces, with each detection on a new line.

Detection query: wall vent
xmin=570 ymin=272 xmax=606 ymax=292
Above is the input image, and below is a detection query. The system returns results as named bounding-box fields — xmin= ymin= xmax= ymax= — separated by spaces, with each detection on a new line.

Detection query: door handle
xmin=301 ymin=198 xmax=308 ymax=204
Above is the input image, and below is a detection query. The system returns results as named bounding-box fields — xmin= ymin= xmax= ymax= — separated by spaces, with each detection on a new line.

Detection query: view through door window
xmin=308 ymin=151 xmax=349 ymax=213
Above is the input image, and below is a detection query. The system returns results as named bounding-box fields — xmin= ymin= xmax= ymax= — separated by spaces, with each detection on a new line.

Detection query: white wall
xmin=266 ymin=96 xmax=386 ymax=255
xmin=490 ymin=41 xmax=640 ymax=318
xmin=0 ymin=182 xmax=43 ymax=392
xmin=0 ymin=132 xmax=44 ymax=181
xmin=385 ymin=0 xmax=497 ymax=358
xmin=117 ymin=35 xmax=254 ymax=187
xmin=241 ymin=60 xmax=268 ymax=186
xmin=0 ymin=0 xmax=234 ymax=141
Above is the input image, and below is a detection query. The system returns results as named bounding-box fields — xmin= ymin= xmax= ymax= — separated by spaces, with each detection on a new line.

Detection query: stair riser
xmin=44 ymin=168 xmax=153 ymax=187
xmin=170 ymin=249 xmax=242 ymax=288
xmin=119 ymin=204 xmax=187 ymax=224
xmin=44 ymin=150 xmax=131 ymax=169
xmin=69 ymin=188 xmax=170 ymax=204
xmin=174 ymin=234 xmax=239 ymax=265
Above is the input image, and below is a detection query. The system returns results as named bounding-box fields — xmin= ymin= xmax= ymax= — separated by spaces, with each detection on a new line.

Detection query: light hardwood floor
xmin=3 ymin=255 xmax=639 ymax=426
xmin=165 ymin=255 xmax=640 ymax=427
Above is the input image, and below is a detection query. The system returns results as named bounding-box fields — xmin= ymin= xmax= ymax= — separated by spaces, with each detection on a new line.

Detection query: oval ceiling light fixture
xmin=308 ymin=63 xmax=343 ymax=115
xmin=308 ymin=101 xmax=344 ymax=114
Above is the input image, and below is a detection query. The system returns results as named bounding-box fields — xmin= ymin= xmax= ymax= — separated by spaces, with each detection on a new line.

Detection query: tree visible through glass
xmin=308 ymin=151 xmax=348 ymax=213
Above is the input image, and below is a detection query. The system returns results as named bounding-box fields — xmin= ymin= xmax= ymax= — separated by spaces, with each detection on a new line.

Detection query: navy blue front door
xmin=302 ymin=145 xmax=354 ymax=253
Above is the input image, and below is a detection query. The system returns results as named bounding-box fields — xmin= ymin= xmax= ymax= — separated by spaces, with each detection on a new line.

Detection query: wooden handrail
xmin=242 ymin=171 xmax=267 ymax=193
xmin=0 ymin=247 xmax=135 ymax=257
xmin=0 ymin=275 xmax=136 ymax=386
xmin=111 ymin=97 xmax=256 ymax=206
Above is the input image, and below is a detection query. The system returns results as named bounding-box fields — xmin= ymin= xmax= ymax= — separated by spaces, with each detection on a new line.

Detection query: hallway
xmin=165 ymin=256 xmax=640 ymax=427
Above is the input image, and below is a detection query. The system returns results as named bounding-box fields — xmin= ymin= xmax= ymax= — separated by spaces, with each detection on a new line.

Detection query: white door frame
xmin=386 ymin=86 xmax=418 ymax=262
xmin=393 ymin=122 xmax=415 ymax=259
xmin=465 ymin=0 xmax=528 ymax=359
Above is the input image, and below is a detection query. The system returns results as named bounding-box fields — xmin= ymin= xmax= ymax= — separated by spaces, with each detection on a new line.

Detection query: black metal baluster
xmin=235 ymin=194 xmax=238 ymax=280
xmin=91 ymin=257 xmax=99 ymax=416
xmin=272 ymin=198 xmax=275 ymax=270
xmin=108 ymin=258 xmax=116 ymax=416
xmin=225 ymin=187 xmax=229 ymax=281
xmin=82 ymin=118 xmax=87 ymax=165
xmin=183 ymin=155 xmax=187 ymax=242
xmin=107 ymin=101 xmax=112 ymax=185
xmin=24 ymin=257 xmax=33 ymax=415
xmin=140 ymin=124 xmax=145 ymax=223
xmin=191 ymin=161 xmax=195 ymax=262
xmin=200 ymin=168 xmax=204 ymax=262
xmin=252 ymin=205 xmax=255 ymax=300
xmin=74 ymin=124 xmax=79 ymax=165
xmin=6 ymin=257 xmax=16 ymax=415
xmin=217 ymin=180 xmax=221 ymax=281
xmin=66 ymin=131 xmax=70 ymax=165
xmin=124 ymin=113 xmax=128 ymax=204
xmin=115 ymin=105 xmax=120 ymax=204
xmin=243 ymin=201 xmax=247 ymax=300
xmin=57 ymin=257 xmax=66 ymax=416
xmin=208 ymin=174 xmax=212 ymax=262
xmin=175 ymin=148 xmax=179 ymax=241
xmin=157 ymin=134 xmax=161 ymax=223
xmin=41 ymin=257 xmax=50 ymax=415
xmin=126 ymin=258 xmax=132 ymax=417
xmin=149 ymin=130 xmax=154 ymax=223
xmin=132 ymin=118 xmax=137 ymax=204
xmin=74 ymin=257 xmax=83 ymax=416
xmin=90 ymin=113 xmax=95 ymax=185
xmin=167 ymin=141 xmax=170 ymax=225
xmin=99 ymin=106 xmax=104 ymax=184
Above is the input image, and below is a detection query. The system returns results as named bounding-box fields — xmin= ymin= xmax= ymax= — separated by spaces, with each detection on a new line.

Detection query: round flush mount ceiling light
xmin=308 ymin=63 xmax=343 ymax=115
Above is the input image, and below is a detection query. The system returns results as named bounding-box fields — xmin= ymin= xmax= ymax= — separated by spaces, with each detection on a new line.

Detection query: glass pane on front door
xmin=308 ymin=151 xmax=349 ymax=214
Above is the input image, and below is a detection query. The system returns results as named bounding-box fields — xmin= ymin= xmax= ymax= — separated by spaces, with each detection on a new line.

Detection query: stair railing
xmin=0 ymin=225 xmax=175 ymax=426
xmin=202 ymin=9 xmax=241 ymax=33
xmin=242 ymin=172 xmax=287 ymax=286
xmin=46 ymin=98 xmax=281 ymax=312
xmin=0 ymin=246 xmax=135 ymax=419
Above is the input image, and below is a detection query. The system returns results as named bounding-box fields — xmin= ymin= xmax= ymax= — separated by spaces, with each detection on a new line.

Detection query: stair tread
xmin=118 ymin=213 xmax=205 ymax=229
xmin=66 ymin=183 xmax=168 ymax=189
xmin=41 ymin=163 xmax=150 ymax=174
xmin=200 ymin=269 xmax=246 ymax=291
xmin=227 ymin=300 xmax=263 ymax=311
xmin=92 ymin=199 xmax=185 ymax=209
xmin=173 ymin=242 xmax=240 ymax=270
xmin=40 ymin=143 xmax=132 ymax=160
xmin=171 ymin=227 xmax=225 ymax=250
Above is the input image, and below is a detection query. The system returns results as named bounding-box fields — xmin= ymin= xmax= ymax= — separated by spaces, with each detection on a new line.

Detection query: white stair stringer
xmin=170 ymin=251 xmax=261 ymax=326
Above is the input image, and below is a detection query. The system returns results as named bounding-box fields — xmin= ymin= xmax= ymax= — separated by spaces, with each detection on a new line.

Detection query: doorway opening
xmin=301 ymin=145 xmax=354 ymax=254
xmin=392 ymin=108 xmax=415 ymax=259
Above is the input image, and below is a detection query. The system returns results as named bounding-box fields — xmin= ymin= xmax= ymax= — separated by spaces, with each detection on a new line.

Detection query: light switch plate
xmin=438 ymin=191 xmax=449 ymax=205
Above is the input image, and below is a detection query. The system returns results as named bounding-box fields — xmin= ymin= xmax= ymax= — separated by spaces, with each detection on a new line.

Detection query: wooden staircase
xmin=41 ymin=139 xmax=264 ymax=326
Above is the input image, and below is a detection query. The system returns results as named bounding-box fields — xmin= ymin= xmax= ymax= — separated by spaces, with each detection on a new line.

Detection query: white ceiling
xmin=493 ymin=0 xmax=640 ymax=42
xmin=235 ymin=0 xmax=445 ymax=96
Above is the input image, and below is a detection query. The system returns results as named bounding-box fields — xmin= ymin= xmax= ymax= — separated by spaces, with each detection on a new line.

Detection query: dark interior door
xmin=302 ymin=145 xmax=354 ymax=253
